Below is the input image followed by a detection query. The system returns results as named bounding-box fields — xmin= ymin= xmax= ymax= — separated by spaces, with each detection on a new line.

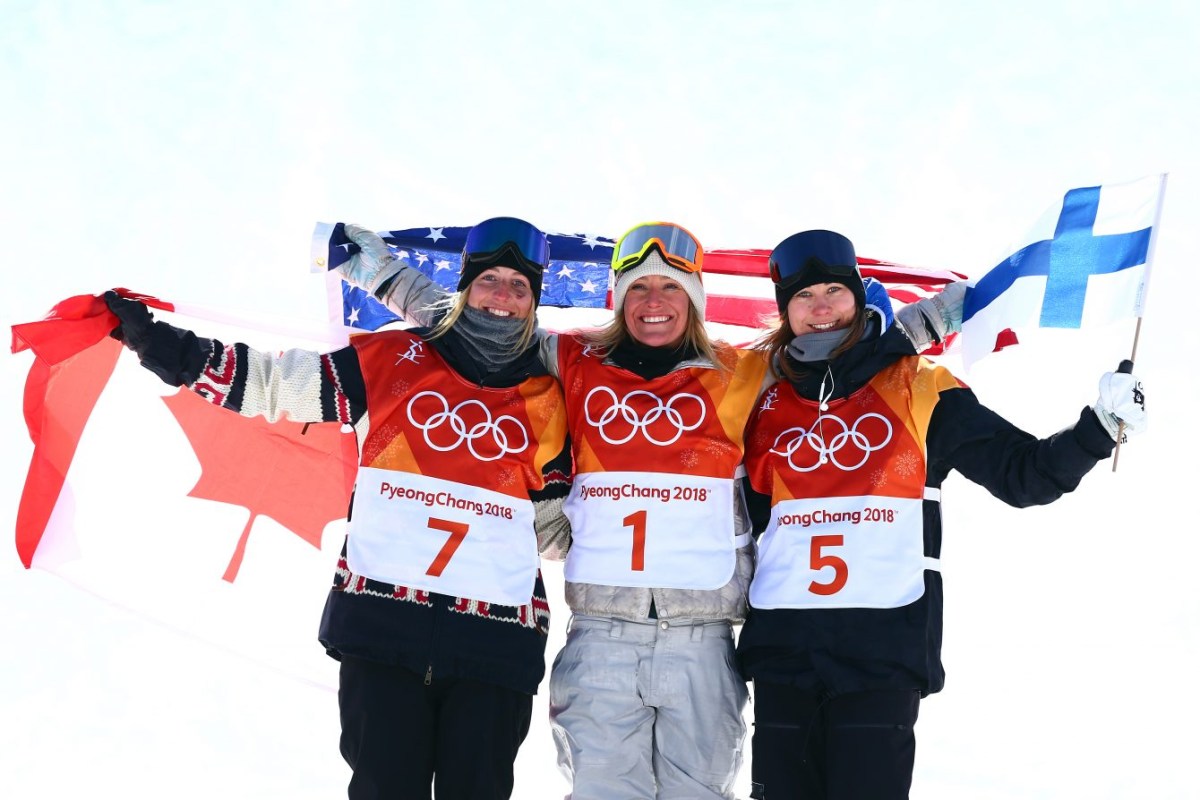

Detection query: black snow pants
xmin=338 ymin=655 xmax=533 ymax=800
xmin=749 ymin=681 xmax=920 ymax=800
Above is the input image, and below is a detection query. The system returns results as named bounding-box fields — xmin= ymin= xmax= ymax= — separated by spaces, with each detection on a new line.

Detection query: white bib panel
xmin=563 ymin=471 xmax=736 ymax=589
xmin=347 ymin=467 xmax=538 ymax=606
xmin=749 ymin=494 xmax=934 ymax=609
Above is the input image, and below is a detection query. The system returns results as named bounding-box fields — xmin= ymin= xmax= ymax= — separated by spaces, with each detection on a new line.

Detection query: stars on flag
xmin=323 ymin=223 xmax=965 ymax=345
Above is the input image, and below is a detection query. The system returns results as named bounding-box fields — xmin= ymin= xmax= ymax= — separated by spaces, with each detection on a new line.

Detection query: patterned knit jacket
xmin=136 ymin=320 xmax=571 ymax=696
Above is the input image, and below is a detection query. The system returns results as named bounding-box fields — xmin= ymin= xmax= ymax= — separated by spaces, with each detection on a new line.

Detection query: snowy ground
xmin=4 ymin=2 xmax=1199 ymax=797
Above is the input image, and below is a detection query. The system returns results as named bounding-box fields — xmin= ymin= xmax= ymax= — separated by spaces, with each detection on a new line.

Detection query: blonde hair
xmin=425 ymin=290 xmax=539 ymax=354
xmin=752 ymin=308 xmax=869 ymax=383
xmin=580 ymin=303 xmax=729 ymax=370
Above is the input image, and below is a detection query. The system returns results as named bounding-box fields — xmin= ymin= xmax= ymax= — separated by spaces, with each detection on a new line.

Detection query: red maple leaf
xmin=162 ymin=390 xmax=357 ymax=583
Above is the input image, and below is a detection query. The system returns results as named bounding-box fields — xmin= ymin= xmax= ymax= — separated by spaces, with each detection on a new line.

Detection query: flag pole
xmin=1110 ymin=173 xmax=1167 ymax=473
xmin=1110 ymin=317 xmax=1142 ymax=472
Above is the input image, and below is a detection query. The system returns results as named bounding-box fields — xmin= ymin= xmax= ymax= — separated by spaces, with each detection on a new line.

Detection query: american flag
xmin=312 ymin=223 xmax=970 ymax=352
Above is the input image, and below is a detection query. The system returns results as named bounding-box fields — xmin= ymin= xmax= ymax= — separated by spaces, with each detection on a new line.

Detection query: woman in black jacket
xmin=737 ymin=229 xmax=1147 ymax=800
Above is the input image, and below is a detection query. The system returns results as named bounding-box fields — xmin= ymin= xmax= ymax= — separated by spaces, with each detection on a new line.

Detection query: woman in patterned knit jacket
xmin=104 ymin=216 xmax=570 ymax=800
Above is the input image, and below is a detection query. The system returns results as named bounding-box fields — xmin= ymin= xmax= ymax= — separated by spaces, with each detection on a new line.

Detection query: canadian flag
xmin=12 ymin=291 xmax=354 ymax=688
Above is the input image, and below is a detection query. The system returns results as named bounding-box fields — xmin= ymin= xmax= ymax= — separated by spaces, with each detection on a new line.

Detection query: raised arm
xmin=338 ymin=224 xmax=448 ymax=328
xmin=105 ymin=291 xmax=365 ymax=426
xmin=895 ymin=280 xmax=966 ymax=352
xmin=927 ymin=363 xmax=1146 ymax=506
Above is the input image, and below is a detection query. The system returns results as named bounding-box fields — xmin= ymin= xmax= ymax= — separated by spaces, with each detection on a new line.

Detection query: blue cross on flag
xmin=960 ymin=173 xmax=1167 ymax=367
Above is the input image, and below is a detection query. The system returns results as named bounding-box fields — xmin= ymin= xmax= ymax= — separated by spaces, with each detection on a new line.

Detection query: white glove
xmin=340 ymin=223 xmax=401 ymax=297
xmin=1094 ymin=362 xmax=1147 ymax=442
xmin=896 ymin=280 xmax=966 ymax=351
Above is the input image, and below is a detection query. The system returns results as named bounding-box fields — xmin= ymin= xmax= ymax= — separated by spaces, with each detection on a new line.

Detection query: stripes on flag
xmin=313 ymin=223 xmax=970 ymax=351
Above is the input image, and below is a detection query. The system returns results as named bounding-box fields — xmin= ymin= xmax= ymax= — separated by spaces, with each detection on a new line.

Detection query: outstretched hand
xmin=341 ymin=223 xmax=398 ymax=296
xmin=102 ymin=290 xmax=202 ymax=387
xmin=930 ymin=280 xmax=966 ymax=334
xmin=104 ymin=290 xmax=155 ymax=351
xmin=895 ymin=280 xmax=966 ymax=351
xmin=1095 ymin=360 xmax=1147 ymax=442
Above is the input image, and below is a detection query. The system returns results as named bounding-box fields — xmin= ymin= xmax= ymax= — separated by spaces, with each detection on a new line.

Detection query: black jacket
xmin=736 ymin=326 xmax=1115 ymax=696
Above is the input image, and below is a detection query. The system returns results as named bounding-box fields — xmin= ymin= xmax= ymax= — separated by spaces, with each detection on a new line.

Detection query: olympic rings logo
xmin=406 ymin=391 xmax=529 ymax=462
xmin=583 ymin=386 xmax=706 ymax=446
xmin=770 ymin=412 xmax=893 ymax=472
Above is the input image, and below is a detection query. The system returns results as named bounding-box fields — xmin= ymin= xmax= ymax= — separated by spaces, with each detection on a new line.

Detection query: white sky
xmin=2 ymin=2 xmax=1198 ymax=798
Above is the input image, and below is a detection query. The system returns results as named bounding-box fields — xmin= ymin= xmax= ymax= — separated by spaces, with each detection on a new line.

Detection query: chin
xmin=638 ymin=332 xmax=684 ymax=348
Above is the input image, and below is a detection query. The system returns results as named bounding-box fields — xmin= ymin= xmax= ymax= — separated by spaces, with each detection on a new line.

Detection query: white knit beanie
xmin=611 ymin=250 xmax=706 ymax=317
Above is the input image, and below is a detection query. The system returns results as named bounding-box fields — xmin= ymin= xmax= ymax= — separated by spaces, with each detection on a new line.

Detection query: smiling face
xmin=786 ymin=281 xmax=859 ymax=335
xmin=464 ymin=266 xmax=534 ymax=320
xmin=622 ymin=273 xmax=692 ymax=348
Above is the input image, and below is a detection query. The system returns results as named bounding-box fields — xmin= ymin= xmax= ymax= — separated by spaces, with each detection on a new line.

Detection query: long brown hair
xmin=751 ymin=308 xmax=868 ymax=383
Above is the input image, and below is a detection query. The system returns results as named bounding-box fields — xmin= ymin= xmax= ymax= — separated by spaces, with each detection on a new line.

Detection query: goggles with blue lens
xmin=463 ymin=216 xmax=550 ymax=269
xmin=612 ymin=222 xmax=704 ymax=274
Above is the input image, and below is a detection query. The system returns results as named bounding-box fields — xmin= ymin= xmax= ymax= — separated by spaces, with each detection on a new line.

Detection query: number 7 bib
xmin=347 ymin=467 xmax=538 ymax=606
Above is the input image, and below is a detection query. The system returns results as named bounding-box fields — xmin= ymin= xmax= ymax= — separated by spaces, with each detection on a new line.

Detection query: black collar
xmin=609 ymin=338 xmax=701 ymax=379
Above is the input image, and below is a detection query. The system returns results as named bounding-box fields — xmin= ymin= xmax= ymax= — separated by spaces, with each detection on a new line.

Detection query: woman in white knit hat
xmin=547 ymin=222 xmax=769 ymax=800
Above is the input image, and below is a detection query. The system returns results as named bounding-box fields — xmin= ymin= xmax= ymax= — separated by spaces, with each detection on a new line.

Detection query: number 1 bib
xmin=563 ymin=471 xmax=736 ymax=590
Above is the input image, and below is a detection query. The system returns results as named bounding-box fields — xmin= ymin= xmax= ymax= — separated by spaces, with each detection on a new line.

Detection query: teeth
xmin=641 ymin=315 xmax=670 ymax=323
xmin=812 ymin=322 xmax=836 ymax=330
xmin=486 ymin=308 xmax=512 ymax=317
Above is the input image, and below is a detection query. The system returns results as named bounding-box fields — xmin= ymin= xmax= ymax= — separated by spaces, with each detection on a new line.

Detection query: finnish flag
xmin=961 ymin=173 xmax=1167 ymax=367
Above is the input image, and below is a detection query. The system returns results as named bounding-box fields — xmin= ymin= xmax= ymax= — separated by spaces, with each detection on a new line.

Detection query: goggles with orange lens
xmin=612 ymin=222 xmax=704 ymax=274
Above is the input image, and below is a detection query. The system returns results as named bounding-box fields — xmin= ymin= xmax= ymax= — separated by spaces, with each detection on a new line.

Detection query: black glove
xmin=103 ymin=290 xmax=207 ymax=387
xmin=104 ymin=290 xmax=156 ymax=351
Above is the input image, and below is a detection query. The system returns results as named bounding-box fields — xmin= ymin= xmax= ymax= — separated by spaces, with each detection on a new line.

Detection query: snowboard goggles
xmin=612 ymin=222 xmax=704 ymax=274
xmin=463 ymin=216 xmax=550 ymax=268
xmin=768 ymin=229 xmax=859 ymax=287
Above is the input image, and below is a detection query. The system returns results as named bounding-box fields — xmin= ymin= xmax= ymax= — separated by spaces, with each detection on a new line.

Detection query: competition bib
xmin=347 ymin=467 xmax=538 ymax=606
xmin=563 ymin=471 xmax=736 ymax=589
xmin=749 ymin=494 xmax=934 ymax=609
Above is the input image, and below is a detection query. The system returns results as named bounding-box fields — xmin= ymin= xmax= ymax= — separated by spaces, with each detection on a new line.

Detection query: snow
xmin=3 ymin=2 xmax=1198 ymax=797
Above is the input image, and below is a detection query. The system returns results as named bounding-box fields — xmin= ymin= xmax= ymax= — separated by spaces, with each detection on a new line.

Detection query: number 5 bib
xmin=749 ymin=494 xmax=937 ymax=609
